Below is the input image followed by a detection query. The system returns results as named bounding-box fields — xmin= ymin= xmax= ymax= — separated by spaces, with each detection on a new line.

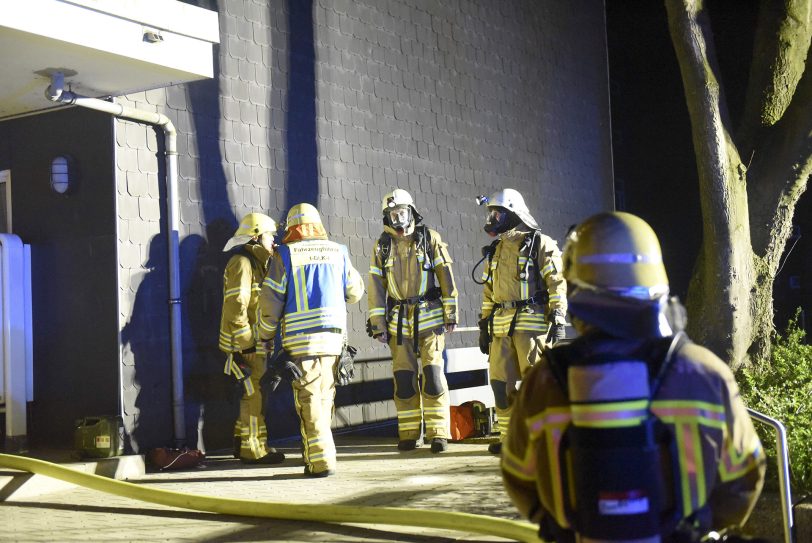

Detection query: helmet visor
xmin=387 ymin=206 xmax=412 ymax=230
xmin=484 ymin=208 xmax=508 ymax=234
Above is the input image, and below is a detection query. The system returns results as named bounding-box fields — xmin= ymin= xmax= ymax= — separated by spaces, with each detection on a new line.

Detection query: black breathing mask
xmin=484 ymin=207 xmax=518 ymax=235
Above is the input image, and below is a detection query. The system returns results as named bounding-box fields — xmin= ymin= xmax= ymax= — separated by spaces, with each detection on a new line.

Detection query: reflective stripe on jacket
xmin=367 ymin=225 xmax=457 ymax=338
xmin=219 ymin=244 xmax=272 ymax=355
xmin=481 ymin=228 xmax=567 ymax=337
xmin=501 ymin=334 xmax=765 ymax=535
xmin=260 ymin=238 xmax=364 ymax=357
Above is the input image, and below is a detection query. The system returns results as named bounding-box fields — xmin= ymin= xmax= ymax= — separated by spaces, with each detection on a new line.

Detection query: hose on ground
xmin=0 ymin=453 xmax=541 ymax=542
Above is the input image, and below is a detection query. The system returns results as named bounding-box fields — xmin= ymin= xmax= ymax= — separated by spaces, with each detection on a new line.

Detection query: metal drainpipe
xmin=45 ymin=72 xmax=186 ymax=447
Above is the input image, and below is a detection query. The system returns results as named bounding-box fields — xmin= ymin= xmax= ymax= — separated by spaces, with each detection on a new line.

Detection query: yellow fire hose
xmin=0 ymin=453 xmax=541 ymax=542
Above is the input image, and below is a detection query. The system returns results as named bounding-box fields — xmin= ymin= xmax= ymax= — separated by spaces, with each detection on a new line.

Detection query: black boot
xmin=240 ymin=448 xmax=286 ymax=464
xmin=397 ymin=438 xmax=423 ymax=451
xmin=430 ymin=438 xmax=448 ymax=453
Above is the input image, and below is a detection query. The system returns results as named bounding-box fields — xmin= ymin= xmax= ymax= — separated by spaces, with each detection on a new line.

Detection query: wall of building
xmin=0 ymin=108 xmax=119 ymax=447
xmin=116 ymin=0 xmax=614 ymax=452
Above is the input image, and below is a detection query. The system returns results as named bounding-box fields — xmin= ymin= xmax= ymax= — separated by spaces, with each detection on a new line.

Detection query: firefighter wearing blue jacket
xmin=501 ymin=212 xmax=765 ymax=542
xmin=259 ymin=203 xmax=364 ymax=477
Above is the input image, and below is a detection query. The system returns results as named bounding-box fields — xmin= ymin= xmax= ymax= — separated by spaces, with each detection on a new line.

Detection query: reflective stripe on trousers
xmin=234 ymin=351 xmax=271 ymax=460
xmin=292 ymin=355 xmax=338 ymax=473
xmin=389 ymin=330 xmax=450 ymax=440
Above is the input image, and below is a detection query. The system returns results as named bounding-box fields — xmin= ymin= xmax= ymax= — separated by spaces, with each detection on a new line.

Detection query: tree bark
xmin=665 ymin=0 xmax=812 ymax=369
xmin=666 ymin=0 xmax=754 ymax=368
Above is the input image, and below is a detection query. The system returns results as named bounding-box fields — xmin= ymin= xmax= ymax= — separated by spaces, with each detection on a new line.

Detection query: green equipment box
xmin=74 ymin=416 xmax=125 ymax=458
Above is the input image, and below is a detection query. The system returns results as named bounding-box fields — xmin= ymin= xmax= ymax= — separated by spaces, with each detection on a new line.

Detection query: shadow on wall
xmin=285 ymin=0 xmax=319 ymax=209
xmin=180 ymin=224 xmax=238 ymax=452
xmin=155 ymin=0 xmax=324 ymax=452
xmin=121 ymin=233 xmax=172 ymax=453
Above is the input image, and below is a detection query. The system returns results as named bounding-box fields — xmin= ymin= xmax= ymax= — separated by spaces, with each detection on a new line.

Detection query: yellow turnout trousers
xmin=292 ymin=355 xmax=338 ymax=474
xmin=233 ymin=351 xmax=272 ymax=460
xmin=389 ymin=330 xmax=450 ymax=441
xmin=489 ymin=332 xmax=542 ymax=445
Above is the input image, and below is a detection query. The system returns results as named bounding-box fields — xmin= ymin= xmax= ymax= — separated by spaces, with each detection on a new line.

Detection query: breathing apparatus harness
xmin=476 ymin=229 xmax=549 ymax=349
xmin=540 ymin=332 xmax=689 ymax=543
xmin=374 ymin=224 xmax=441 ymax=351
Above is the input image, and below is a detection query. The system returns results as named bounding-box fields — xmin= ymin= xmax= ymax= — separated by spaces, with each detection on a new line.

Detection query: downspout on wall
xmin=45 ymin=72 xmax=186 ymax=447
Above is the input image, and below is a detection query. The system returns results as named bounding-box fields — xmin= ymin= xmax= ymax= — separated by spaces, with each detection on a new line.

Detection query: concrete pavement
xmin=1 ymin=436 xmax=525 ymax=542
xmin=0 ymin=435 xmax=807 ymax=543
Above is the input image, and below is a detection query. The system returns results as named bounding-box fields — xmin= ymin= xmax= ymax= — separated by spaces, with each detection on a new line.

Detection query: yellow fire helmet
xmin=563 ymin=211 xmax=669 ymax=298
xmin=286 ymin=203 xmax=323 ymax=228
xmin=563 ymin=212 xmax=674 ymax=338
xmin=223 ymin=212 xmax=277 ymax=251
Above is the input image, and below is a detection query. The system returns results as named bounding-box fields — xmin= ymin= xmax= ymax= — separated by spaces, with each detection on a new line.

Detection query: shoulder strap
xmin=421 ymin=225 xmax=435 ymax=271
xmin=239 ymin=246 xmax=264 ymax=280
xmin=648 ymin=331 xmax=689 ymax=399
xmin=377 ymin=232 xmax=392 ymax=265
xmin=411 ymin=225 xmax=435 ymax=271
xmin=519 ymin=229 xmax=542 ymax=283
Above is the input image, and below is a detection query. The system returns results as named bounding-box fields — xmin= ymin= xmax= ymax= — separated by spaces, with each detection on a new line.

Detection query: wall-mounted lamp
xmin=50 ymin=155 xmax=77 ymax=195
xmin=143 ymin=29 xmax=164 ymax=43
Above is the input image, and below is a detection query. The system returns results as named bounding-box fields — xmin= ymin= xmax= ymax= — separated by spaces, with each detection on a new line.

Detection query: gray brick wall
xmin=115 ymin=0 xmax=613 ymax=450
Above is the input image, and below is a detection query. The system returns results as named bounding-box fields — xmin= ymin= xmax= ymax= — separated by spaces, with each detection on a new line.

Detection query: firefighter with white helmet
xmin=477 ymin=188 xmax=568 ymax=455
xmin=258 ymin=203 xmax=364 ymax=477
xmin=367 ymin=188 xmax=458 ymax=453
xmin=502 ymin=212 xmax=765 ymax=542
xmin=219 ymin=212 xmax=285 ymax=464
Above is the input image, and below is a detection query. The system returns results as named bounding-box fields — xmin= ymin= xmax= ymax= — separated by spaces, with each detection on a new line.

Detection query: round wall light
xmin=50 ymin=155 xmax=77 ymax=194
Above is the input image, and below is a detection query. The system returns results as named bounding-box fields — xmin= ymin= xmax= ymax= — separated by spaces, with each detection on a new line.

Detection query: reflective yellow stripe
xmin=570 ymin=400 xmax=649 ymax=428
xmin=518 ymin=257 xmax=529 ymax=299
xmin=263 ymin=275 xmax=286 ymax=294
xmin=224 ymin=286 xmax=245 ymax=298
xmin=369 ymin=265 xmax=383 ymax=276
xmin=294 ymin=266 xmax=308 ymax=311
xmin=386 ymin=266 xmax=402 ymax=299
xmin=719 ymin=433 xmax=762 ymax=481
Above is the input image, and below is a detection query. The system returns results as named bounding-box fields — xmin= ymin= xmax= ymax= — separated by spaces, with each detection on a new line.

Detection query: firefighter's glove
xmin=478 ymin=317 xmax=491 ymax=355
xmin=365 ymin=318 xmax=374 ymax=338
xmin=549 ymin=309 xmax=567 ymax=344
xmin=231 ymin=352 xmax=252 ymax=384
xmin=335 ymin=345 xmax=357 ymax=387
xmin=265 ymin=349 xmax=302 ymax=389
xmin=550 ymin=323 xmax=566 ymax=343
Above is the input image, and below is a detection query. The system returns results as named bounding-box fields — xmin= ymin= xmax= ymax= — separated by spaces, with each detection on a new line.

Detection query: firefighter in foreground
xmin=219 ymin=212 xmax=285 ymax=464
xmin=477 ymin=189 xmax=567 ymax=455
xmin=501 ymin=212 xmax=765 ymax=542
xmin=367 ymin=189 xmax=458 ymax=453
xmin=259 ymin=203 xmax=364 ymax=477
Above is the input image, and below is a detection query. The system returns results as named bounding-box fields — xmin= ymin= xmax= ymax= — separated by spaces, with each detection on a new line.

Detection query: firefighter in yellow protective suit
xmin=501 ymin=212 xmax=765 ymax=542
xmin=367 ymin=189 xmax=458 ymax=453
xmin=477 ymin=189 xmax=567 ymax=455
xmin=259 ymin=203 xmax=364 ymax=477
xmin=219 ymin=212 xmax=285 ymax=464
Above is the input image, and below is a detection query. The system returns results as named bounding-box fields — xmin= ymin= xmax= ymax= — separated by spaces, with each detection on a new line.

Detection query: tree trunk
xmin=666 ymin=0 xmax=812 ymax=370
xmin=666 ymin=0 xmax=755 ymax=369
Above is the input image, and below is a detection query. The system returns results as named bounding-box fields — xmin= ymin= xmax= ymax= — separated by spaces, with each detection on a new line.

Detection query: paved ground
xmin=0 ymin=436 xmax=806 ymax=543
xmin=1 ymin=436 xmax=526 ymax=543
